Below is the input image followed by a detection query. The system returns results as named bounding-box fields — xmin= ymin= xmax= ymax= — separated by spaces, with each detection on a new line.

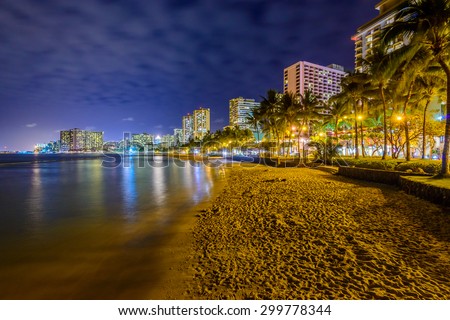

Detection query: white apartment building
xmin=353 ymin=0 xmax=407 ymax=72
xmin=193 ymin=107 xmax=210 ymax=140
xmin=229 ymin=97 xmax=260 ymax=130
xmin=283 ymin=61 xmax=347 ymax=103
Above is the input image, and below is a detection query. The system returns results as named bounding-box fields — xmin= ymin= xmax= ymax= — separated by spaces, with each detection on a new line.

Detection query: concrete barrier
xmin=337 ymin=166 xmax=431 ymax=186
xmin=400 ymin=176 xmax=450 ymax=207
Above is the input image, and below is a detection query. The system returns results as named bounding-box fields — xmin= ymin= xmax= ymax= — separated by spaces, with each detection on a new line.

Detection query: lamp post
xmin=300 ymin=138 xmax=305 ymax=164
xmin=357 ymin=114 xmax=365 ymax=157
xmin=290 ymin=126 xmax=297 ymax=157
xmin=301 ymin=126 xmax=308 ymax=162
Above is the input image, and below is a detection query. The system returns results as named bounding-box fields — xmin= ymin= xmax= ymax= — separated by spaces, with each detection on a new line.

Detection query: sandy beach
xmin=162 ymin=165 xmax=450 ymax=300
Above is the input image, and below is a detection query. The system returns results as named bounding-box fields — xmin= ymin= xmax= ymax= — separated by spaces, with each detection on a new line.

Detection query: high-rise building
xmin=352 ymin=0 xmax=407 ymax=72
xmin=161 ymin=134 xmax=175 ymax=148
xmin=131 ymin=133 xmax=153 ymax=148
xmin=182 ymin=114 xmax=194 ymax=143
xmin=60 ymin=128 xmax=104 ymax=152
xmin=85 ymin=131 xmax=103 ymax=151
xmin=193 ymin=107 xmax=210 ymax=140
xmin=229 ymin=97 xmax=260 ymax=130
xmin=283 ymin=61 xmax=347 ymax=103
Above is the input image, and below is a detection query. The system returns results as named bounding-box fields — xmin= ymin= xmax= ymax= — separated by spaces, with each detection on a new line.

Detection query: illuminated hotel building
xmin=60 ymin=128 xmax=104 ymax=152
xmin=229 ymin=97 xmax=260 ymax=130
xmin=131 ymin=133 xmax=153 ymax=148
xmin=182 ymin=114 xmax=194 ymax=143
xmin=193 ymin=107 xmax=210 ymax=140
xmin=283 ymin=61 xmax=346 ymax=103
xmin=161 ymin=134 xmax=175 ymax=148
xmin=353 ymin=0 xmax=407 ymax=72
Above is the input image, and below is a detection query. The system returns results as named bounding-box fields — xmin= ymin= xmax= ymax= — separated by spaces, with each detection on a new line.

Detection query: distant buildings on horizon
xmin=60 ymin=128 xmax=104 ymax=152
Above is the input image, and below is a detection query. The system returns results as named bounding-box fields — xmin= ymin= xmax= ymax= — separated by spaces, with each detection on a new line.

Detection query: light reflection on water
xmin=27 ymin=167 xmax=44 ymax=231
xmin=0 ymin=158 xmax=222 ymax=299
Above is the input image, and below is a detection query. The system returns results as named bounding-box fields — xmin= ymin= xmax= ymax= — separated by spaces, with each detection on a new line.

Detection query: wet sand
xmin=164 ymin=165 xmax=450 ymax=299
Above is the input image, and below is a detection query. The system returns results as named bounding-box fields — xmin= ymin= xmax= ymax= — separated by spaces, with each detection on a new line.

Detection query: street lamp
xmin=357 ymin=115 xmax=365 ymax=156
xmin=300 ymin=138 xmax=306 ymax=163
xmin=440 ymin=101 xmax=446 ymax=121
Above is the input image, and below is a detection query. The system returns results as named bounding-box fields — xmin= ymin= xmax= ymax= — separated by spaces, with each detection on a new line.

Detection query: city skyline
xmin=0 ymin=0 xmax=379 ymax=150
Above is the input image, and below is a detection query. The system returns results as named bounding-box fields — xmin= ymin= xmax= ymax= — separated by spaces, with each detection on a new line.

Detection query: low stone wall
xmin=337 ymin=166 xmax=450 ymax=207
xmin=337 ymin=166 xmax=431 ymax=185
xmin=400 ymin=177 xmax=450 ymax=207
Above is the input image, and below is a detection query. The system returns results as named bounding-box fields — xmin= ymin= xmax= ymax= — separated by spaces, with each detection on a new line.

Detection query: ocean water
xmin=0 ymin=155 xmax=223 ymax=299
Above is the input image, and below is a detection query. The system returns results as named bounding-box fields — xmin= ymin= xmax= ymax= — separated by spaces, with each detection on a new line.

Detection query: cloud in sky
xmin=122 ymin=117 xmax=134 ymax=121
xmin=25 ymin=123 xmax=37 ymax=128
xmin=0 ymin=0 xmax=379 ymax=149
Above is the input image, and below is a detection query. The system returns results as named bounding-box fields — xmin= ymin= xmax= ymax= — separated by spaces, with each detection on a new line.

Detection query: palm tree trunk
xmin=438 ymin=58 xmax=450 ymax=176
xmin=288 ymin=123 xmax=292 ymax=157
xmin=380 ymin=86 xmax=388 ymax=160
xmin=274 ymin=129 xmax=281 ymax=163
xmin=334 ymin=116 xmax=339 ymax=144
xmin=404 ymin=123 xmax=410 ymax=160
xmin=354 ymin=101 xmax=359 ymax=159
xmin=422 ymin=99 xmax=431 ymax=159
xmin=360 ymin=121 xmax=365 ymax=157
xmin=360 ymin=99 xmax=365 ymax=157
xmin=403 ymin=81 xmax=414 ymax=161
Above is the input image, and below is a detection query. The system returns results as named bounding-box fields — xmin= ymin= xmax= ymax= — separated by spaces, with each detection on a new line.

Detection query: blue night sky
xmin=0 ymin=0 xmax=378 ymax=151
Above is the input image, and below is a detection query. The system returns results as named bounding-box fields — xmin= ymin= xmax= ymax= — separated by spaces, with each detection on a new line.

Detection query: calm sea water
xmin=0 ymin=154 xmax=223 ymax=299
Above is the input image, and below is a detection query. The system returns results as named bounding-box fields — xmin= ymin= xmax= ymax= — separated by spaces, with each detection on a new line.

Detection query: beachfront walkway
xmin=189 ymin=166 xmax=450 ymax=299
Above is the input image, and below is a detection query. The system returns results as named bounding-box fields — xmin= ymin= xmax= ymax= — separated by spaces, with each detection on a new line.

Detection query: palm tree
xmin=414 ymin=71 xmax=446 ymax=158
xmin=298 ymin=89 xmax=321 ymax=160
xmin=363 ymin=44 xmax=401 ymax=160
xmin=278 ymin=92 xmax=301 ymax=156
xmin=332 ymin=73 xmax=368 ymax=159
xmin=298 ymin=89 xmax=322 ymax=134
xmin=384 ymin=0 xmax=450 ymax=175
xmin=259 ymin=89 xmax=282 ymax=157
xmin=326 ymin=101 xmax=349 ymax=147
xmin=245 ymin=108 xmax=262 ymax=156
xmin=390 ymin=51 xmax=426 ymax=160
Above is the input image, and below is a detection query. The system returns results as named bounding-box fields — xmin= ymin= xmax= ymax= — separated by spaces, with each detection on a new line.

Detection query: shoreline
xmin=171 ymin=165 xmax=450 ymax=299
xmin=145 ymin=165 xmax=231 ymax=299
